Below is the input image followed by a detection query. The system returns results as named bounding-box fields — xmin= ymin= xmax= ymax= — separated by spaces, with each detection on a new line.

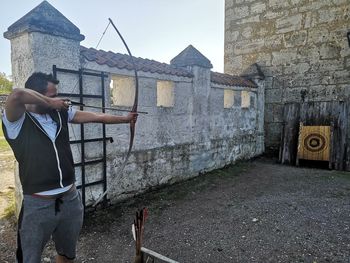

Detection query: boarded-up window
xmin=224 ymin=89 xmax=234 ymax=108
xmin=110 ymin=75 xmax=135 ymax=106
xmin=157 ymin=80 xmax=174 ymax=107
xmin=241 ymin=90 xmax=250 ymax=108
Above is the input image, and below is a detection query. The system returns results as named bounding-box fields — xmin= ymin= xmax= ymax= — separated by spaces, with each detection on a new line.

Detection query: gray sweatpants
xmin=17 ymin=188 xmax=84 ymax=263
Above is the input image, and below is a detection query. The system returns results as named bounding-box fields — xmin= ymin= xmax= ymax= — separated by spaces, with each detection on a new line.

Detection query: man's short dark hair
xmin=25 ymin=72 xmax=59 ymax=94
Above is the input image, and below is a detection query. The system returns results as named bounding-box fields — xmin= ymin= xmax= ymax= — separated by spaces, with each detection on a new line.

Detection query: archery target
xmin=297 ymin=125 xmax=330 ymax=161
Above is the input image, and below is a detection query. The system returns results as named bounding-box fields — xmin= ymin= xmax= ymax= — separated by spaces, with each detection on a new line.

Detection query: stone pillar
xmin=170 ymin=45 xmax=213 ymax=172
xmin=190 ymin=65 xmax=211 ymax=144
xmin=3 ymin=1 xmax=84 ymax=90
xmin=241 ymin=63 xmax=266 ymax=155
xmin=3 ymin=1 xmax=85 ymax=215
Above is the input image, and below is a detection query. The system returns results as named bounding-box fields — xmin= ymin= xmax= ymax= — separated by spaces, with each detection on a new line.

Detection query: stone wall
xmin=70 ymin=61 xmax=265 ymax=203
xmin=225 ymin=0 xmax=350 ymax=152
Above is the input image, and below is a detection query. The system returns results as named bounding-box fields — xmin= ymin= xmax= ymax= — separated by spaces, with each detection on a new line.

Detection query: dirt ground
xmin=1 ymin=158 xmax=350 ymax=263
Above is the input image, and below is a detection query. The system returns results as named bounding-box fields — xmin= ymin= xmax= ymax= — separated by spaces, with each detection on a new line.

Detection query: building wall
xmin=72 ymin=61 xmax=264 ymax=203
xmin=225 ymin=0 xmax=350 ymax=152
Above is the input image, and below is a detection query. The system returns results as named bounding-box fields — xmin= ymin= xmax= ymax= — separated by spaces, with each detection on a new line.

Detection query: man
xmin=2 ymin=72 xmax=137 ymax=263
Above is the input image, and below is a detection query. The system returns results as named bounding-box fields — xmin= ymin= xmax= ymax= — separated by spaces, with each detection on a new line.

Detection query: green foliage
xmin=0 ymin=73 xmax=13 ymax=95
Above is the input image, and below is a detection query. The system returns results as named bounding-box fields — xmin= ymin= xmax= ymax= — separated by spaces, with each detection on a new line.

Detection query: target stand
xmin=296 ymin=123 xmax=331 ymax=166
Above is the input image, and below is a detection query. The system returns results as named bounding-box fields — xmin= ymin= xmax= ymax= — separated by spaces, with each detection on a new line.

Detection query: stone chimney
xmin=171 ymin=45 xmax=213 ymax=144
xmin=3 ymin=0 xmax=84 ymax=89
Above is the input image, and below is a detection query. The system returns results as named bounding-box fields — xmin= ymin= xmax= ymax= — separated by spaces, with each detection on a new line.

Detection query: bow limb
xmin=93 ymin=18 xmax=139 ymax=207
xmin=109 ymin=17 xmax=139 ymax=156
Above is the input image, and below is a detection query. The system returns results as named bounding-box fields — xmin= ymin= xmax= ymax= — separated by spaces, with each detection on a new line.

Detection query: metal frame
xmin=53 ymin=65 xmax=111 ymax=209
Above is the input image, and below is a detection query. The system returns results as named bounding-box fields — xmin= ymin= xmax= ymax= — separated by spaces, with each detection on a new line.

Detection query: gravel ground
xmin=1 ymin=158 xmax=350 ymax=263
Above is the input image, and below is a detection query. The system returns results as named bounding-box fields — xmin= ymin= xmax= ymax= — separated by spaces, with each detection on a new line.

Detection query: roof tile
xmin=80 ymin=46 xmax=193 ymax=78
xmin=80 ymin=46 xmax=256 ymax=88
xmin=211 ymin=72 xmax=257 ymax=88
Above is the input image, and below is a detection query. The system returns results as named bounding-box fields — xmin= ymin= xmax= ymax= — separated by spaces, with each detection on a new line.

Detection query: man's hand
xmin=125 ymin=112 xmax=138 ymax=125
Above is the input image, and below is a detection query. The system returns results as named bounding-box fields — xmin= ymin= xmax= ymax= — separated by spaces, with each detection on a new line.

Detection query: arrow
xmin=67 ymin=100 xmax=148 ymax=114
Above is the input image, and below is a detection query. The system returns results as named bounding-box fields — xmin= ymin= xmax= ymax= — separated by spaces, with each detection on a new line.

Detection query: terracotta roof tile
xmin=80 ymin=46 xmax=193 ymax=78
xmin=211 ymin=72 xmax=257 ymax=88
xmin=80 ymin=46 xmax=255 ymax=88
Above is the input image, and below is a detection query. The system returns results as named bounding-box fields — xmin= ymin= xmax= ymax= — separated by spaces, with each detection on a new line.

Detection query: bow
xmin=93 ymin=18 xmax=139 ymax=206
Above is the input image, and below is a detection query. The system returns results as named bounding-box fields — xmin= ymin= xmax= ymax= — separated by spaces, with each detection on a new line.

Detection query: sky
xmin=0 ymin=0 xmax=225 ymax=77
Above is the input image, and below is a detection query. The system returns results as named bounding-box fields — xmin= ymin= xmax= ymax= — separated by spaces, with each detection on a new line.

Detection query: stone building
xmin=4 ymin=1 xmax=265 ymax=206
xmin=225 ymin=0 xmax=350 ymax=153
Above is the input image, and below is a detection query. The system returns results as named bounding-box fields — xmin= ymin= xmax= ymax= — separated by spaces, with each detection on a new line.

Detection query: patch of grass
xmin=0 ymin=120 xmax=11 ymax=152
xmin=0 ymin=120 xmax=4 ymax=136
xmin=333 ymin=171 xmax=350 ymax=180
xmin=0 ymin=90 xmax=10 ymax=95
xmin=0 ymin=190 xmax=16 ymax=219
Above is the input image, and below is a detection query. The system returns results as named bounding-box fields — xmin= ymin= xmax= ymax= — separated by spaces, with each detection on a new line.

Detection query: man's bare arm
xmin=5 ymin=88 xmax=68 ymax=122
xmin=71 ymin=110 xmax=137 ymax=124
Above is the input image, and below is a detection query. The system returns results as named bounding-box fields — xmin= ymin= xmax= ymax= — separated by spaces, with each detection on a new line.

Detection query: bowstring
xmin=95 ymin=21 xmax=111 ymax=49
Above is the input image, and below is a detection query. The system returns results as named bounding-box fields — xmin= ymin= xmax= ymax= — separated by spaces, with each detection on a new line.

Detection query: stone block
xmin=260 ymin=65 xmax=284 ymax=76
xmin=297 ymin=45 xmax=321 ymax=63
xmin=308 ymin=27 xmax=329 ymax=44
xmin=290 ymin=0 xmax=307 ymax=5
xmin=272 ymin=49 xmax=297 ymax=65
xmin=276 ymin=14 xmax=302 ymax=34
xmin=265 ymin=35 xmax=284 ymax=50
xmin=225 ymin=55 xmax=243 ymax=73
xmin=299 ymin=0 xmax=331 ymax=12
xmin=251 ymin=2 xmax=266 ymax=14
xmin=304 ymin=12 xmax=318 ymax=29
xmin=225 ymin=30 xmax=240 ymax=42
xmin=283 ymin=62 xmax=310 ymax=75
xmin=317 ymin=60 xmax=344 ymax=72
xmin=234 ymin=39 xmax=265 ymax=55
xmin=269 ymin=0 xmax=290 ymax=9
xmin=337 ymin=84 xmax=350 ymax=99
xmin=284 ymin=87 xmax=308 ymax=102
xmin=236 ymin=15 xmax=260 ymax=24
xmin=333 ymin=70 xmax=350 ymax=84
xmin=232 ymin=6 xmax=250 ymax=20
xmin=264 ymin=11 xmax=284 ymax=20
xmin=265 ymin=88 xmax=282 ymax=103
xmin=225 ymin=0 xmax=234 ymax=9
xmin=255 ymin=52 xmax=272 ymax=67
xmin=308 ymin=85 xmax=337 ymax=101
xmin=242 ymin=27 xmax=253 ymax=39
xmin=320 ymin=43 xmax=341 ymax=59
xmin=283 ymin=30 xmax=307 ymax=47
xmin=345 ymin=57 xmax=350 ymax=68
xmin=318 ymin=7 xmax=343 ymax=24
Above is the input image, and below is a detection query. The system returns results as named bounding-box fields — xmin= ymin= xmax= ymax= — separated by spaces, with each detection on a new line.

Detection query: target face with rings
xmin=304 ymin=133 xmax=326 ymax=152
xmin=297 ymin=125 xmax=330 ymax=161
